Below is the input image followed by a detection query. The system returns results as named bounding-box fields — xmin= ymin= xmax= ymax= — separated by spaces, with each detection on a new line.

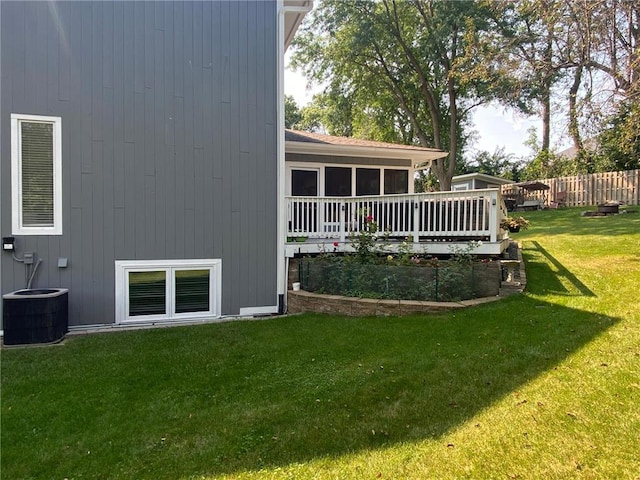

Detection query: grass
xmin=2 ymin=206 xmax=639 ymax=479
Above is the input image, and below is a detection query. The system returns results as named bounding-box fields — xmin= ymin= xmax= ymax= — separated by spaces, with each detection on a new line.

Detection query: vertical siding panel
xmin=192 ymin=1 xmax=204 ymax=150
xmin=154 ymin=1 xmax=164 ymax=31
xmin=173 ymin=2 xmax=184 ymax=98
xmin=134 ymin=92 xmax=146 ymax=256
xmin=70 ymin=207 xmax=83 ymax=323
xmin=113 ymin=2 xmax=125 ymax=210
xmin=92 ymin=140 xmax=104 ymax=321
xmin=144 ymin=87 xmax=155 ymax=176
xmin=203 ymin=1 xmax=212 ymax=69
xmin=212 ymin=178 xmax=224 ymax=257
xmin=174 ymin=95 xmax=186 ymax=258
xmin=194 ymin=148 xmax=205 ymax=254
xmin=35 ymin=5 xmax=48 ymax=111
xmin=144 ymin=1 xmax=154 ymax=90
xmin=165 ymin=146 xmax=177 ymax=258
xmin=202 ymin=61 xmax=214 ymax=256
xmin=80 ymin=4 xmax=93 ymax=174
xmin=182 ymin=0 xmax=195 ymax=258
xmin=9 ymin=3 xmax=25 ymax=110
xmin=58 ymin=3 xmax=71 ymax=101
xmin=123 ymin=142 xmax=136 ymax=258
xmin=102 ymin=1 xmax=113 ymax=89
xmin=164 ymin=1 xmax=175 ymax=147
xmin=123 ymin=3 xmax=135 ymax=143
xmin=145 ymin=175 xmax=156 ymax=257
xmin=23 ymin=3 xmax=39 ymax=111
xmin=91 ymin=2 xmax=103 ymax=141
xmin=155 ymin=26 xmax=167 ymax=257
xmin=81 ymin=171 xmax=93 ymax=321
xmin=134 ymin=2 xmax=144 ymax=93
xmin=47 ymin=5 xmax=60 ymax=112
xmin=102 ymin=83 xmax=115 ymax=323
xmin=220 ymin=100 xmax=232 ymax=292
xmin=114 ymin=208 xmax=126 ymax=260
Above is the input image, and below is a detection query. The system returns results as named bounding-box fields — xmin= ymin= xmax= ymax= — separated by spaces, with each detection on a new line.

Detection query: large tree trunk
xmin=568 ymin=65 xmax=584 ymax=152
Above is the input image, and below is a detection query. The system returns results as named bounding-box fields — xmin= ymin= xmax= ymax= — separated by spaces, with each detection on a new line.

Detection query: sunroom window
xmin=325 ymin=167 xmax=352 ymax=196
xmin=356 ymin=168 xmax=380 ymax=196
xmin=384 ymin=169 xmax=409 ymax=194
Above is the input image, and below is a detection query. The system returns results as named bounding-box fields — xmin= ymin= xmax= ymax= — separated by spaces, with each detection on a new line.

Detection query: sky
xmin=284 ymin=56 xmax=544 ymax=159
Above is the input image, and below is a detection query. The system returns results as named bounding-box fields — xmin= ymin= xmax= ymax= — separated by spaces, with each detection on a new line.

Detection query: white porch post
xmin=489 ymin=190 xmax=498 ymax=243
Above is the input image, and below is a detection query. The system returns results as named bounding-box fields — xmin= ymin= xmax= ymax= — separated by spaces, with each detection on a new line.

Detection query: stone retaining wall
xmin=287 ymin=242 xmax=526 ymax=317
xmin=287 ymin=290 xmax=503 ymax=316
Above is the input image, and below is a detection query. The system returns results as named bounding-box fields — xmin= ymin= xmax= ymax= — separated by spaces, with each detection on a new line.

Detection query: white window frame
xmin=11 ymin=113 xmax=63 ymax=235
xmin=115 ymin=259 xmax=222 ymax=324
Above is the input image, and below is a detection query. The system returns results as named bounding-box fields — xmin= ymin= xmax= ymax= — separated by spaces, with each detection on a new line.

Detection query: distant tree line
xmin=287 ymin=0 xmax=640 ymax=190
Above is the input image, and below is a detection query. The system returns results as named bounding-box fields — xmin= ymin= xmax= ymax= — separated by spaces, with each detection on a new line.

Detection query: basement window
xmin=115 ymin=260 xmax=222 ymax=323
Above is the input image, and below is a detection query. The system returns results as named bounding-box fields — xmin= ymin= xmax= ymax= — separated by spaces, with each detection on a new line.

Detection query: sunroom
xmin=284 ymin=129 xmax=511 ymax=256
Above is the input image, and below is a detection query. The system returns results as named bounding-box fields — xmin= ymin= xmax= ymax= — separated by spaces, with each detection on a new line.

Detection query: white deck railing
xmin=286 ymin=189 xmax=507 ymax=244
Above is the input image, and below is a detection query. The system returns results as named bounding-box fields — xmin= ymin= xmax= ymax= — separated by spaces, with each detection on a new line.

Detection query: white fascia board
xmin=283 ymin=1 xmax=313 ymax=50
xmin=285 ymin=140 xmax=448 ymax=168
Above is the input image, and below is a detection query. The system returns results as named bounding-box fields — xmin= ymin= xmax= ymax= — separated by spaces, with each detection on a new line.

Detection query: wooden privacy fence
xmin=502 ymin=169 xmax=639 ymax=207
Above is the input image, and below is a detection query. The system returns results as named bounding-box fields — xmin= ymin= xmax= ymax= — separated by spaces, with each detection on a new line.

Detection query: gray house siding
xmin=1 ymin=1 xmax=278 ymax=325
xmin=286 ymin=152 xmax=412 ymax=168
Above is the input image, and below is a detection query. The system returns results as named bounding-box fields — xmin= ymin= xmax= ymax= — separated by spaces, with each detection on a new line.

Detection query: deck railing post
xmin=340 ymin=201 xmax=346 ymax=243
xmin=489 ymin=191 xmax=498 ymax=243
xmin=413 ymin=200 xmax=420 ymax=244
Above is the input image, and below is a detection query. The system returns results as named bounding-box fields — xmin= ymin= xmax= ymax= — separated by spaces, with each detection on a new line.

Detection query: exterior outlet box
xmin=23 ymin=252 xmax=34 ymax=265
xmin=57 ymin=258 xmax=68 ymax=268
xmin=2 ymin=237 xmax=15 ymax=251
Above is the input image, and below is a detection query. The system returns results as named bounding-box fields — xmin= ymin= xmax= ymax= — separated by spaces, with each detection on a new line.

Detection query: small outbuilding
xmin=451 ymin=173 xmax=515 ymax=191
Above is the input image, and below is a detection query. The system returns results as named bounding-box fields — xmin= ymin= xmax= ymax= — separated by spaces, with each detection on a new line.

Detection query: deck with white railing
xmin=285 ymin=189 xmax=510 ymax=256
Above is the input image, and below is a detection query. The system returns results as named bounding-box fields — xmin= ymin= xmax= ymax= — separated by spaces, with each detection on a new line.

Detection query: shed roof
xmin=451 ymin=172 xmax=515 ymax=186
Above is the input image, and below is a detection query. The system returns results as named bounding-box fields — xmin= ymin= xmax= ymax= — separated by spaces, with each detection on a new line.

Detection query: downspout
xmin=276 ymin=1 xmax=313 ymax=315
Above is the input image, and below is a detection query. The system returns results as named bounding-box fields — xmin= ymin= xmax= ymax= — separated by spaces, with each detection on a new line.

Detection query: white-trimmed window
xmin=115 ymin=259 xmax=222 ymax=323
xmin=11 ymin=114 xmax=63 ymax=235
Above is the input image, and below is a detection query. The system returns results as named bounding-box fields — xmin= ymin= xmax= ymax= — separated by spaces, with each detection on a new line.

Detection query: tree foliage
xmin=284 ymin=95 xmax=302 ymax=129
xmin=291 ymin=0 xmax=639 ymax=184
xmin=291 ymin=0 xmax=502 ymax=190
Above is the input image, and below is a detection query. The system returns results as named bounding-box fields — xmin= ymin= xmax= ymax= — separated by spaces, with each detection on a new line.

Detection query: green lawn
xmin=2 ymin=207 xmax=639 ymax=479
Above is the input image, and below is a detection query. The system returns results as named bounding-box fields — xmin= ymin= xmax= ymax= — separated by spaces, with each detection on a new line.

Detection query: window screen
xmin=384 ymin=170 xmax=409 ymax=194
xmin=175 ymin=269 xmax=210 ymax=314
xmin=356 ymin=168 xmax=380 ymax=196
xmin=20 ymin=122 xmax=55 ymax=226
xmin=128 ymin=271 xmax=167 ymax=316
xmin=325 ymin=167 xmax=352 ymax=196
xmin=291 ymin=169 xmax=318 ymax=196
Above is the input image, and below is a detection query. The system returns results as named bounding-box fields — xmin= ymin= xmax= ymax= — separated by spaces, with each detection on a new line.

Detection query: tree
xmin=466 ymin=147 xmax=521 ymax=179
xmin=291 ymin=0 xmax=500 ymax=190
xmin=284 ymin=95 xmax=302 ymax=129
xmin=596 ymin=102 xmax=640 ymax=171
